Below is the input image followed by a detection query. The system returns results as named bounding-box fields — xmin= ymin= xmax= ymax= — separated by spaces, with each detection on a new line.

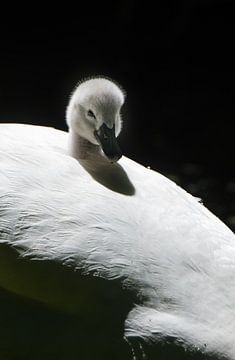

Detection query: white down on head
xmin=66 ymin=77 xmax=124 ymax=163
xmin=0 ymin=77 xmax=235 ymax=359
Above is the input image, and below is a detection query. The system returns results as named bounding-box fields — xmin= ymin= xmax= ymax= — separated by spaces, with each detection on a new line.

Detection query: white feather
xmin=0 ymin=78 xmax=235 ymax=359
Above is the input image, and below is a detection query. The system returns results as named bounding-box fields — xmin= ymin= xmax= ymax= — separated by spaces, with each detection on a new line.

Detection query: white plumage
xmin=0 ymin=78 xmax=235 ymax=359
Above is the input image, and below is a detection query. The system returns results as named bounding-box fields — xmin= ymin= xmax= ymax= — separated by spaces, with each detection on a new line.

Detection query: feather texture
xmin=1 ymin=123 xmax=235 ymax=358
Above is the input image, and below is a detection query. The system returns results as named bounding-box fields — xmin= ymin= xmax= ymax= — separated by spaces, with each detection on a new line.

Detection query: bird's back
xmin=1 ymin=124 xmax=235 ymax=358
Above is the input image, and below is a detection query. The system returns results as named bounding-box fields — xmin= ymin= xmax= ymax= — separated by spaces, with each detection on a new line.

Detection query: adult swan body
xmin=0 ymin=77 xmax=235 ymax=359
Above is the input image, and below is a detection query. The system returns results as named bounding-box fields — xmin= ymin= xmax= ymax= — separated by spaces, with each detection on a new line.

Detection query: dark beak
xmin=94 ymin=123 xmax=122 ymax=162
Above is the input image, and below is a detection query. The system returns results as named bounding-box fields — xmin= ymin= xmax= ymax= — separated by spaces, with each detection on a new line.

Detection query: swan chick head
xmin=66 ymin=77 xmax=125 ymax=162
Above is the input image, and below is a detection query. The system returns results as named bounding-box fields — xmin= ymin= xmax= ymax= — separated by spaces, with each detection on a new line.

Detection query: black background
xmin=0 ymin=2 xmax=235 ymax=359
xmin=1 ymin=2 xmax=234 ymax=170
xmin=1 ymin=1 xmax=235 ymax=229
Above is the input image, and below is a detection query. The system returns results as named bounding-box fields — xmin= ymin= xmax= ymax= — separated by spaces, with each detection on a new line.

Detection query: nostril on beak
xmin=94 ymin=124 xmax=122 ymax=163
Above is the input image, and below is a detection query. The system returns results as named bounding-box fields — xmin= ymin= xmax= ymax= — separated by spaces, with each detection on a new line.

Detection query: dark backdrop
xmin=1 ymin=2 xmax=235 ymax=222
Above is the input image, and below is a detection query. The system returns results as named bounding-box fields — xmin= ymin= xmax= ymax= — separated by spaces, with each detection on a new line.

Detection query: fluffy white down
xmin=1 ymin=123 xmax=235 ymax=359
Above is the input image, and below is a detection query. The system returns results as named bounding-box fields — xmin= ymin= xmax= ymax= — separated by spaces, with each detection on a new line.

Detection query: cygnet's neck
xmin=68 ymin=129 xmax=116 ymax=172
xmin=68 ymin=129 xmax=101 ymax=161
xmin=67 ymin=128 xmax=135 ymax=195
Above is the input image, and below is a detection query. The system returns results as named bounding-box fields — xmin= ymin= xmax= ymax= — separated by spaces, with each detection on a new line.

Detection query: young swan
xmin=66 ymin=77 xmax=125 ymax=163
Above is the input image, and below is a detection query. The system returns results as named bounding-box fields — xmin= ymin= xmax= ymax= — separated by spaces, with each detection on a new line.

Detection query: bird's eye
xmin=87 ymin=110 xmax=96 ymax=119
